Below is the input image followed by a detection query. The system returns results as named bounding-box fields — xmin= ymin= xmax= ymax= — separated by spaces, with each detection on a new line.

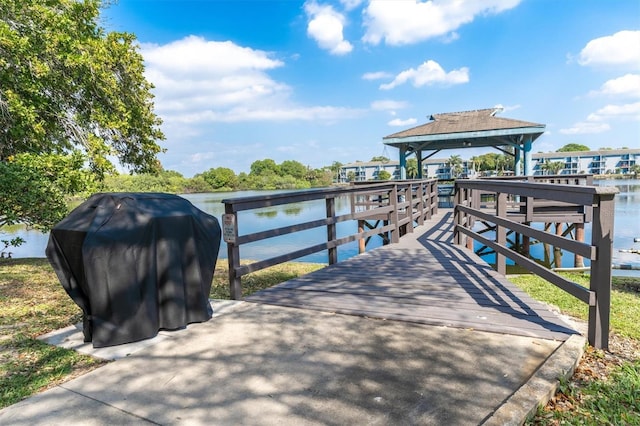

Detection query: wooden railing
xmin=222 ymin=179 xmax=438 ymax=300
xmin=453 ymin=178 xmax=618 ymax=348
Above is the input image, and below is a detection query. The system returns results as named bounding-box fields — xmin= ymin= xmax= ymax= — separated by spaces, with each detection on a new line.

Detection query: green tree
xmin=196 ymin=167 xmax=238 ymax=190
xmin=0 ymin=153 xmax=94 ymax=229
xmin=279 ymin=160 xmax=307 ymax=179
xmin=250 ymin=159 xmax=280 ymax=176
xmin=542 ymin=161 xmax=565 ymax=175
xmin=376 ymin=170 xmax=391 ymax=180
xmin=406 ymin=158 xmax=418 ymax=178
xmin=347 ymin=171 xmax=356 ymax=182
xmin=0 ymin=0 xmax=165 ymax=230
xmin=557 ymin=143 xmax=590 ymax=152
xmin=329 ymin=161 xmax=343 ymax=182
xmin=448 ymin=155 xmax=463 ymax=178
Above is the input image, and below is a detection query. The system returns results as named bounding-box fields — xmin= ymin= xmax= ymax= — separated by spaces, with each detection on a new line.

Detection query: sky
xmin=101 ymin=0 xmax=640 ymax=177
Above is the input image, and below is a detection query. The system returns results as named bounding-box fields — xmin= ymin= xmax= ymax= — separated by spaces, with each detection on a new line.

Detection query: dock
xmin=246 ymin=209 xmax=576 ymax=341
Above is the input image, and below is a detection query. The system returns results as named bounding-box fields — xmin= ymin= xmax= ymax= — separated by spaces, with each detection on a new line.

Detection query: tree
xmin=557 ymin=143 xmax=590 ymax=152
xmin=406 ymin=158 xmax=418 ymax=179
xmin=250 ymin=159 xmax=280 ymax=176
xmin=542 ymin=161 xmax=565 ymax=175
xmin=196 ymin=167 xmax=237 ymax=190
xmin=447 ymin=155 xmax=463 ymax=178
xmin=0 ymin=152 xmax=94 ymax=229
xmin=1 ymin=0 xmax=165 ymax=229
xmin=347 ymin=171 xmax=356 ymax=182
xmin=376 ymin=170 xmax=391 ymax=180
xmin=279 ymin=160 xmax=307 ymax=179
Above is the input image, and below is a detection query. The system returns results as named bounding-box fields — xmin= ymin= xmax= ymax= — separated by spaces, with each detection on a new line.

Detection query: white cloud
xmin=560 ymin=101 xmax=640 ymax=135
xmin=587 ymin=102 xmax=640 ymax=122
xmin=577 ymin=30 xmax=640 ymax=69
xmin=362 ymin=71 xmax=393 ymax=81
xmin=142 ymin=36 xmax=362 ymax=124
xmin=388 ymin=118 xmax=417 ymax=126
xmin=362 ymin=0 xmax=521 ymax=46
xmin=380 ymin=60 xmax=469 ymax=90
xmin=340 ymin=0 xmax=364 ymax=11
xmin=589 ymin=74 xmax=640 ymax=98
xmin=559 ymin=122 xmax=611 ymax=135
xmin=305 ymin=1 xmax=353 ymax=55
xmin=371 ymin=100 xmax=409 ymax=111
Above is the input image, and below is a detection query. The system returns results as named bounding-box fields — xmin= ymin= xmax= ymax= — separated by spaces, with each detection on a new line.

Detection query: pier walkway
xmin=246 ymin=209 xmax=577 ymax=341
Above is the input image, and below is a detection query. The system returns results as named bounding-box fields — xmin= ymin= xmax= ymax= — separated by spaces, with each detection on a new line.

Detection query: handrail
xmin=222 ymin=179 xmax=439 ymax=300
xmin=453 ymin=178 xmax=618 ymax=349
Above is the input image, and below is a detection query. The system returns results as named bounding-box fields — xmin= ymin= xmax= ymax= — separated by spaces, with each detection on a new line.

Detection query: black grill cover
xmin=46 ymin=193 xmax=221 ymax=348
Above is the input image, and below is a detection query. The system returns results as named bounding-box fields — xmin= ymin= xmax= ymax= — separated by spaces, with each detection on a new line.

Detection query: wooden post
xmin=326 ymin=197 xmax=338 ymax=264
xmin=454 ymin=183 xmax=462 ymax=245
xmin=554 ymin=223 xmax=563 ymax=268
xmin=588 ymin=194 xmax=615 ymax=349
xmin=390 ymin=185 xmax=400 ymax=244
xmin=574 ymin=223 xmax=585 ymax=267
xmin=358 ymin=220 xmax=365 ymax=254
xmin=224 ymin=204 xmax=242 ymax=300
xmin=496 ymin=192 xmax=507 ymax=275
xmin=418 ymin=182 xmax=425 ymax=225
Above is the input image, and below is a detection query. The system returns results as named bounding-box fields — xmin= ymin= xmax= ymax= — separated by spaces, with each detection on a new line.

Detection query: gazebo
xmin=383 ymin=107 xmax=545 ymax=179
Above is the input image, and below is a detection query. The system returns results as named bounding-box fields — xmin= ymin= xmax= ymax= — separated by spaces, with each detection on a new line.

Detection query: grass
xmin=0 ymin=257 xmax=322 ymax=409
xmin=509 ymin=272 xmax=640 ymax=425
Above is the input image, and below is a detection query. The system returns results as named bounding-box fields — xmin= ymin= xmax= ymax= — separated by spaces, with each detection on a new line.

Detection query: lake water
xmin=3 ymin=180 xmax=639 ymax=275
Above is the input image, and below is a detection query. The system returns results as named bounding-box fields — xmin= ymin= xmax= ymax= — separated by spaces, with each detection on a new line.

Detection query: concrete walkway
xmin=1 ymin=300 xmax=584 ymax=425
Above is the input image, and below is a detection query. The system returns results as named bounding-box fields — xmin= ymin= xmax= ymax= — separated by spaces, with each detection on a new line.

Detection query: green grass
xmin=0 ymin=257 xmax=322 ymax=409
xmin=508 ymin=273 xmax=640 ymax=340
xmin=510 ymin=272 xmax=640 ymax=425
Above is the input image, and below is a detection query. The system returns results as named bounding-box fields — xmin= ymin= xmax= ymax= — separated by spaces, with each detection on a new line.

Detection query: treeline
xmin=103 ymin=159 xmax=338 ymax=194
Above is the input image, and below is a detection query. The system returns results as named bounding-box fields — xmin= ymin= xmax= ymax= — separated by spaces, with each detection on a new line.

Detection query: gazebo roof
xmin=383 ymin=108 xmax=545 ymax=151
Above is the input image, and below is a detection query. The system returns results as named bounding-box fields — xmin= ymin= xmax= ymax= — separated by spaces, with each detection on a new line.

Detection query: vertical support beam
xmin=588 ymin=194 xmax=615 ymax=349
xmin=454 ymin=183 xmax=462 ymax=245
xmin=554 ymin=223 xmax=563 ymax=268
xmin=514 ymin=146 xmax=522 ymax=176
xmin=326 ymin=197 xmax=338 ymax=265
xmin=417 ymin=150 xmax=423 ymax=179
xmin=358 ymin=220 xmax=365 ymax=254
xmin=575 ymin=223 xmax=585 ymax=267
xmin=524 ymin=136 xmax=533 ymax=176
xmin=496 ymin=192 xmax=507 ymax=275
xmin=399 ymin=146 xmax=407 ymax=180
xmin=390 ymin=185 xmax=400 ymax=243
xmin=418 ymin=181 xmax=425 ymax=225
xmin=224 ymin=204 xmax=242 ymax=300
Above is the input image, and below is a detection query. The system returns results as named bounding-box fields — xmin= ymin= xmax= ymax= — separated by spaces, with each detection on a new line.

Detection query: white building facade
xmin=338 ymin=149 xmax=639 ymax=182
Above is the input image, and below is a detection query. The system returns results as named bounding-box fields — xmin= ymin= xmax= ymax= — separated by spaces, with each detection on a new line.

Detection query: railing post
xmin=496 ymin=192 xmax=507 ymax=275
xmin=326 ymin=197 xmax=338 ymax=265
xmin=390 ymin=185 xmax=400 ymax=244
xmin=588 ymin=193 xmax=615 ymax=349
xmin=454 ymin=183 xmax=462 ymax=245
xmin=418 ymin=182 xmax=425 ymax=225
xmin=224 ymin=204 xmax=242 ymax=300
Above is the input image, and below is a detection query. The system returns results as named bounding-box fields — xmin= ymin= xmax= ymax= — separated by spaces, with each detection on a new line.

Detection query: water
xmin=2 ymin=180 xmax=639 ymax=275
xmin=0 ymin=190 xmax=380 ymax=264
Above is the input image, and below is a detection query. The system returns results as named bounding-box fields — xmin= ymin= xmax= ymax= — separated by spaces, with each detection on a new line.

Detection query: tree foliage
xmin=196 ymin=167 xmax=238 ymax=190
xmin=371 ymin=156 xmax=390 ymax=163
xmin=0 ymin=152 xmax=94 ymax=229
xmin=557 ymin=143 xmax=590 ymax=153
xmin=376 ymin=170 xmax=391 ymax=180
xmin=0 ymin=0 xmax=165 ymax=172
xmin=0 ymin=0 xmax=165 ymax=232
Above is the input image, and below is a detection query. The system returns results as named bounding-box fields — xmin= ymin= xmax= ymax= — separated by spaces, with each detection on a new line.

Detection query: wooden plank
xmin=244 ymin=210 xmax=576 ymax=342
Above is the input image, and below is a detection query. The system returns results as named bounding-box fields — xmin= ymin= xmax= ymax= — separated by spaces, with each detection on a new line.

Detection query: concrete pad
xmin=3 ymin=303 xmax=563 ymax=425
xmin=36 ymin=299 xmax=244 ymax=360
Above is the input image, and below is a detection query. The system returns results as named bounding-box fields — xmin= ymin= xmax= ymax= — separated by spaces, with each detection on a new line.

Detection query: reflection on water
xmin=2 ymin=182 xmax=639 ymax=275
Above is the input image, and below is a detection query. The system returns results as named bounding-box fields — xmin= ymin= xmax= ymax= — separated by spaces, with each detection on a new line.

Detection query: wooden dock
xmin=245 ymin=210 xmax=577 ymax=341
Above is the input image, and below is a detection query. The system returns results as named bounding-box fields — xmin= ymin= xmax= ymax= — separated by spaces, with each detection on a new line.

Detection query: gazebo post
xmin=514 ymin=146 xmax=522 ymax=176
xmin=417 ymin=150 xmax=423 ymax=178
xmin=399 ymin=146 xmax=407 ymax=180
xmin=524 ymin=136 xmax=533 ymax=176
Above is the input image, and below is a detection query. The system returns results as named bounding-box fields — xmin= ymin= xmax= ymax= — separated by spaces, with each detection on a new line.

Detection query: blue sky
xmin=102 ymin=0 xmax=640 ymax=177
